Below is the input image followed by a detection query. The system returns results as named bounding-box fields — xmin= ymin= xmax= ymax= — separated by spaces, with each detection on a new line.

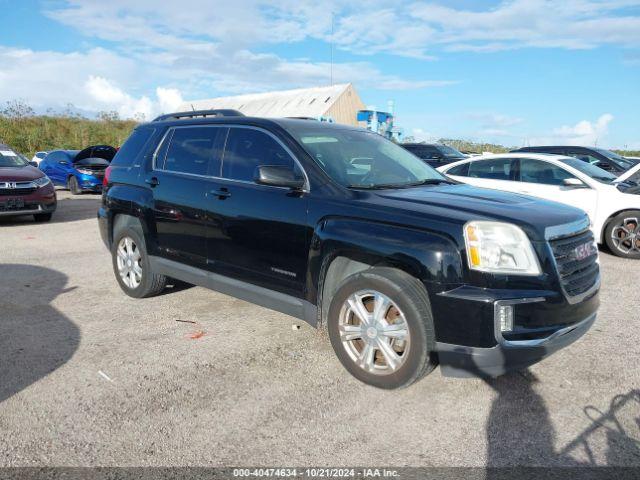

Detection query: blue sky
xmin=1 ymin=0 xmax=639 ymax=148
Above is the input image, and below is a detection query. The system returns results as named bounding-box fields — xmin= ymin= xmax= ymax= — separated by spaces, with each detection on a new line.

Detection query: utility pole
xmin=330 ymin=13 xmax=334 ymax=86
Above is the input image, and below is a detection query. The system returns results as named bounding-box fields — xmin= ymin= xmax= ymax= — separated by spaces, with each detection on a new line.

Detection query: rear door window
xmin=222 ymin=127 xmax=296 ymax=182
xmin=467 ymin=158 xmax=514 ymax=181
xmin=519 ymin=159 xmax=576 ymax=185
xmin=160 ymin=126 xmax=226 ymax=176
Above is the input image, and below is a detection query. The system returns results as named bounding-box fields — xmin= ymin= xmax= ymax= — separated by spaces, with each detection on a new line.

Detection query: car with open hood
xmin=0 ymin=143 xmax=56 ymax=222
xmin=39 ymin=145 xmax=116 ymax=194
xmin=439 ymin=152 xmax=640 ymax=259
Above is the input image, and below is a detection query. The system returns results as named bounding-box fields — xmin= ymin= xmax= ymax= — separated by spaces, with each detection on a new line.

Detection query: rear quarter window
xmin=111 ymin=127 xmax=156 ymax=167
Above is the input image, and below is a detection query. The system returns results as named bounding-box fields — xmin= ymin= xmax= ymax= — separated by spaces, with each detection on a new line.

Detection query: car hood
xmin=75 ymin=145 xmax=116 ymax=163
xmin=0 ymin=165 xmax=43 ymax=181
xmin=374 ymin=184 xmax=587 ymax=241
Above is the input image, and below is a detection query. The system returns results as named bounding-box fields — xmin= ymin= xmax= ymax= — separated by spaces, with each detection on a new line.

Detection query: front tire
xmin=68 ymin=176 xmax=82 ymax=195
xmin=327 ymin=267 xmax=437 ymax=389
xmin=604 ymin=211 xmax=640 ymax=259
xmin=112 ymin=225 xmax=167 ymax=298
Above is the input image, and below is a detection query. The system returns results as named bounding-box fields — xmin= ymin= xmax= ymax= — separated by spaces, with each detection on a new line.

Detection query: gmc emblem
xmin=574 ymin=242 xmax=597 ymax=261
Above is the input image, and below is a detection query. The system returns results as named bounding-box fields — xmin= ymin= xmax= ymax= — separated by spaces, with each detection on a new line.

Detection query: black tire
xmin=111 ymin=223 xmax=167 ymax=298
xmin=327 ymin=267 xmax=437 ymax=389
xmin=68 ymin=176 xmax=82 ymax=195
xmin=33 ymin=213 xmax=53 ymax=222
xmin=604 ymin=211 xmax=640 ymax=259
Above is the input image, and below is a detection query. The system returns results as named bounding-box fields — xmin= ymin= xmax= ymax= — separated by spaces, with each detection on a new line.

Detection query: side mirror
xmin=28 ymin=161 xmax=38 ymax=167
xmin=255 ymin=165 xmax=305 ymax=190
xmin=563 ymin=178 xmax=587 ymax=188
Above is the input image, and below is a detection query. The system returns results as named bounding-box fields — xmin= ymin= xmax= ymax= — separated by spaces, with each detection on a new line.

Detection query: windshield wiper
xmin=403 ymin=178 xmax=456 ymax=186
xmin=348 ymin=178 xmax=455 ymax=190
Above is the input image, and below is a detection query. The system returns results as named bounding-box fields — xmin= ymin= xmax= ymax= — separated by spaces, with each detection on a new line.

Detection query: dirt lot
xmin=0 ymin=189 xmax=638 ymax=467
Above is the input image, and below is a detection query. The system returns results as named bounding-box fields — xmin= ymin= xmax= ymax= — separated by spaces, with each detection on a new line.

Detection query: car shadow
xmin=483 ymin=370 xmax=640 ymax=474
xmin=0 ymin=195 xmax=101 ymax=226
xmin=0 ymin=265 xmax=80 ymax=404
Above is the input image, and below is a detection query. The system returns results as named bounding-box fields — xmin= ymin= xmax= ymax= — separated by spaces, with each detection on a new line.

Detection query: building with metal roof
xmin=180 ymin=83 xmax=366 ymax=126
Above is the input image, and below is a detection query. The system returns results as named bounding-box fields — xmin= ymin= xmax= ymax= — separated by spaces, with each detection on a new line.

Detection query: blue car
xmin=39 ymin=145 xmax=116 ymax=194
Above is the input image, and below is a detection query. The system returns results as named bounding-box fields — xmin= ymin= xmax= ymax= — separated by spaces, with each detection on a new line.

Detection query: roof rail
xmin=152 ymin=109 xmax=245 ymax=122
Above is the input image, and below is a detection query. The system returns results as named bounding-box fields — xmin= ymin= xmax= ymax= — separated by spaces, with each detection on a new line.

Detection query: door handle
xmin=209 ymin=188 xmax=231 ymax=199
xmin=145 ymin=177 xmax=160 ymax=187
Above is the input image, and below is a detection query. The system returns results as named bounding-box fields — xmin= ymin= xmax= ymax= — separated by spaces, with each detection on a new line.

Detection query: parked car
xmin=0 ymin=143 xmax=56 ymax=222
xmin=39 ymin=145 xmax=116 ymax=194
xmin=617 ymin=162 xmax=640 ymax=185
xmin=401 ymin=143 xmax=467 ymax=167
xmin=512 ymin=146 xmax=638 ymax=175
xmin=31 ymin=151 xmax=49 ymax=165
xmin=438 ymin=153 xmax=640 ymax=259
xmin=98 ymin=110 xmax=599 ymax=389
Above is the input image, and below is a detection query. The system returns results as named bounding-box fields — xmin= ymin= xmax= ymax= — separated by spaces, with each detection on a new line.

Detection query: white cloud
xmin=409 ymin=128 xmax=440 ymax=143
xmin=0 ymin=46 xmax=184 ymax=120
xmin=531 ymin=114 xmax=614 ymax=146
xmin=85 ymin=76 xmax=184 ymax=120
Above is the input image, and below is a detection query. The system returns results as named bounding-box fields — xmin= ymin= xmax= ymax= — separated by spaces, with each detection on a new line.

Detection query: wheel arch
xmin=601 ymin=208 xmax=640 ymax=243
xmin=310 ymin=217 xmax=464 ymax=328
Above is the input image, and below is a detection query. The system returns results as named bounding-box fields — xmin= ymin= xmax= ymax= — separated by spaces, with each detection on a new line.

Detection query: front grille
xmin=550 ymin=229 xmax=599 ymax=298
xmin=78 ymin=166 xmax=106 ymax=177
xmin=0 ymin=187 xmax=37 ymax=195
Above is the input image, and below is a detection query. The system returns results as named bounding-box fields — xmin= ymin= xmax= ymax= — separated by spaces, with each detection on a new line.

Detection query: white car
xmin=438 ymin=153 xmax=640 ymax=259
xmin=617 ymin=162 xmax=640 ymax=184
xmin=31 ymin=151 xmax=48 ymax=165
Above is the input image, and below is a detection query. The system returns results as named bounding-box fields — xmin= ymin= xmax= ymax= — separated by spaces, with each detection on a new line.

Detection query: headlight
xmin=33 ymin=176 xmax=51 ymax=188
xmin=464 ymin=221 xmax=541 ymax=276
xmin=76 ymin=168 xmax=93 ymax=175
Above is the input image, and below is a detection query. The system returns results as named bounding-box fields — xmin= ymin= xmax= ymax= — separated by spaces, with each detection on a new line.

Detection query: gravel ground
xmin=0 ymin=190 xmax=638 ymax=467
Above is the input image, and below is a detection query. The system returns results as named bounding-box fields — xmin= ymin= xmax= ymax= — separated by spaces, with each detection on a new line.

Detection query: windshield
xmin=594 ymin=148 xmax=636 ymax=170
xmin=287 ymin=126 xmax=448 ymax=189
xmin=437 ymin=145 xmax=466 ymax=158
xmin=0 ymin=148 xmax=28 ymax=167
xmin=559 ymin=157 xmax=617 ymax=183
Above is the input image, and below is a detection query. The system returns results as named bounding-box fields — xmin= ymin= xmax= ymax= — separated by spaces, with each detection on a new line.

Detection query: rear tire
xmin=327 ymin=267 xmax=437 ymax=389
xmin=604 ymin=211 xmax=640 ymax=259
xmin=68 ymin=176 xmax=82 ymax=195
xmin=112 ymin=223 xmax=166 ymax=298
xmin=33 ymin=213 xmax=52 ymax=222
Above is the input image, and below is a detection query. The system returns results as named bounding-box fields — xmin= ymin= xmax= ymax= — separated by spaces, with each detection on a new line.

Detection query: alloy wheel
xmin=338 ymin=290 xmax=410 ymax=375
xmin=116 ymin=236 xmax=142 ymax=289
xmin=611 ymin=217 xmax=640 ymax=255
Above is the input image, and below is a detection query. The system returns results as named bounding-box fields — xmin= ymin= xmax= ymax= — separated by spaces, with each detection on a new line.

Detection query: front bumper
xmin=0 ymin=187 xmax=57 ymax=216
xmin=436 ymin=312 xmax=596 ymax=377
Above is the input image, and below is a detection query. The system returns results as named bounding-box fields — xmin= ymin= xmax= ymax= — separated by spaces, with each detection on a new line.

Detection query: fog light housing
xmin=496 ymin=304 xmax=514 ymax=333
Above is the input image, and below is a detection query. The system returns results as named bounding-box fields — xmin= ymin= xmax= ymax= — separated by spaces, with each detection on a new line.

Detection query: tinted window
xmin=162 ymin=127 xmax=225 ymax=176
xmin=403 ymin=145 xmax=440 ymax=159
xmin=447 ymin=162 xmax=470 ymax=176
xmin=222 ymin=127 xmax=294 ymax=182
xmin=467 ymin=159 xmax=513 ymax=181
xmin=112 ymin=127 xmax=156 ymax=167
xmin=519 ymin=159 xmax=575 ymax=185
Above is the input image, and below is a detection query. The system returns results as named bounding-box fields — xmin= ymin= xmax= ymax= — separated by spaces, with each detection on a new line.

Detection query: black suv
xmin=512 ymin=146 xmax=638 ymax=174
xmin=98 ymin=110 xmax=599 ymax=389
xmin=401 ymin=143 xmax=467 ymax=168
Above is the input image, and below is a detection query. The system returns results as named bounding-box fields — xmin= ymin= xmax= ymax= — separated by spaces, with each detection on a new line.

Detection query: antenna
xmin=191 ymin=104 xmax=195 ymax=111
xmin=330 ymin=12 xmax=334 ymax=86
